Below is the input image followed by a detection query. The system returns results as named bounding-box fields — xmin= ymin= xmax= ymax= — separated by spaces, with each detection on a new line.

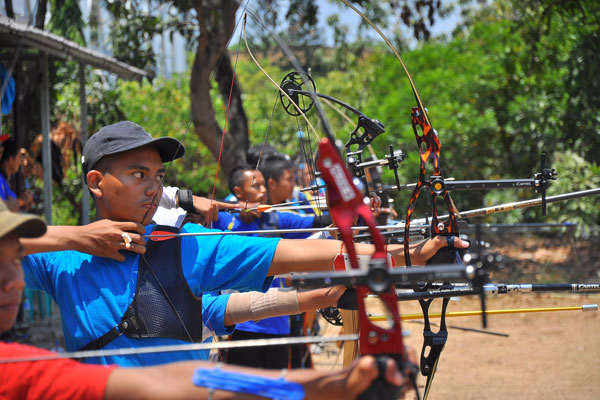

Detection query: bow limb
xmin=245 ymin=10 xmax=368 ymax=365
xmin=242 ymin=11 xmax=332 ymax=221
xmin=337 ymin=0 xmax=460 ymax=264
xmin=246 ymin=11 xmax=413 ymax=393
xmin=243 ymin=10 xmax=336 ymax=142
xmin=338 ymin=3 xmax=462 ymax=398
xmin=338 ymin=0 xmax=430 ymax=124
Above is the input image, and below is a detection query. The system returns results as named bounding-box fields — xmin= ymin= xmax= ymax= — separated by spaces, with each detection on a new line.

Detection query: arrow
xmin=0 ymin=334 xmax=359 ymax=364
xmin=145 ymin=223 xmax=431 ymax=240
xmin=415 ymin=188 xmax=600 ymax=223
xmin=368 ymin=304 xmax=597 ymax=322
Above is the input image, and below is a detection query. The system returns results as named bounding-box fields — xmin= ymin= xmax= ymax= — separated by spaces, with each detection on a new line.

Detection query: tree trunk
xmin=191 ymin=0 xmax=249 ymax=178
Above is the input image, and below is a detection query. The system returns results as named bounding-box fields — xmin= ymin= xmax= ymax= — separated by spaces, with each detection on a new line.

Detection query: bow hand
xmin=426 ymin=235 xmax=470 ymax=265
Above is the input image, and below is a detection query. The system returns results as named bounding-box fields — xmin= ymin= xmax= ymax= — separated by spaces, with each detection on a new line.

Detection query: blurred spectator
xmin=0 ymin=138 xmax=33 ymax=211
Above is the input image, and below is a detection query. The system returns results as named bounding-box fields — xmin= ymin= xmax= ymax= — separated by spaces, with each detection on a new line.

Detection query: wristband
xmin=177 ymin=189 xmax=194 ymax=212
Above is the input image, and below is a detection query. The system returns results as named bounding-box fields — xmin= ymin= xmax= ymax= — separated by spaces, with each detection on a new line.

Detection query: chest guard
xmin=80 ymin=225 xmax=203 ymax=351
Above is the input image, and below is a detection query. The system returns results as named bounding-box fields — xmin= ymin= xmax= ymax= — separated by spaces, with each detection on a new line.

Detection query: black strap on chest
xmin=80 ymin=225 xmax=204 ymax=351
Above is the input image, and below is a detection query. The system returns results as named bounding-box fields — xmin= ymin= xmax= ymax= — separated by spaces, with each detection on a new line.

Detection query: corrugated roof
xmin=0 ymin=16 xmax=147 ymax=80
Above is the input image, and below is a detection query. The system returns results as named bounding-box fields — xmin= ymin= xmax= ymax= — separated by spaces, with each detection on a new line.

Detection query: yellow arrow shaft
xmin=369 ymin=305 xmax=597 ymax=321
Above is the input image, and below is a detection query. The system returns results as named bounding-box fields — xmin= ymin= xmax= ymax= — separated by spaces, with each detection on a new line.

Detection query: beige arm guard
xmin=226 ymin=287 xmax=301 ymax=324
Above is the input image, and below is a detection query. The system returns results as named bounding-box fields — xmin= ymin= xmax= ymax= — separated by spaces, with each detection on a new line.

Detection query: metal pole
xmin=79 ymin=62 xmax=90 ymax=224
xmin=40 ymin=53 xmax=52 ymax=224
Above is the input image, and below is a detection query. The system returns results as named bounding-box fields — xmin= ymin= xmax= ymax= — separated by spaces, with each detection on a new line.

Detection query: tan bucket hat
xmin=0 ymin=199 xmax=46 ymax=239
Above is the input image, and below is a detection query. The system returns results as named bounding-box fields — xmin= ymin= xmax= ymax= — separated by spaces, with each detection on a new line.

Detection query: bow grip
xmin=317 ymin=137 xmax=410 ymax=396
xmin=426 ymin=235 xmax=467 ymax=265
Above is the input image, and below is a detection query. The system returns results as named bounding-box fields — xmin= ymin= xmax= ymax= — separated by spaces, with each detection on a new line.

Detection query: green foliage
xmin=235 ymin=2 xmax=599 ymax=227
xmin=47 ymin=0 xmax=86 ymax=45
xmin=54 ymin=70 xmax=127 ymax=131
xmin=45 ymin=0 xmax=599 ymax=228
xmin=51 ymin=168 xmax=87 ymax=225
xmin=545 ymin=151 xmax=600 ymax=237
xmin=104 ymin=1 xmax=165 ymax=78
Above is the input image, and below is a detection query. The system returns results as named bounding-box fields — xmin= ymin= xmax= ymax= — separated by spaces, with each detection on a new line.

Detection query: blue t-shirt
xmin=292 ymin=189 xmax=327 ymax=216
xmin=213 ymin=210 xmax=315 ymax=239
xmin=213 ymin=211 xmax=314 ymax=335
xmin=198 ymin=291 xmax=231 ymax=360
xmin=23 ymin=223 xmax=280 ymax=366
xmin=223 ymin=193 xmax=237 ymax=203
xmin=0 ymin=173 xmax=15 ymax=200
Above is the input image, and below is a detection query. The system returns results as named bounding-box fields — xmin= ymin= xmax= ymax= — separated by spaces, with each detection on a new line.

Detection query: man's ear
xmin=232 ymin=185 xmax=244 ymax=200
xmin=86 ymin=170 xmax=104 ymax=198
xmin=267 ymin=177 xmax=277 ymax=191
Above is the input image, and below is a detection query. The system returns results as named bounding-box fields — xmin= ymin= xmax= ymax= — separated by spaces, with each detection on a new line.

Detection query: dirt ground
xmin=312 ymin=292 xmax=600 ymax=400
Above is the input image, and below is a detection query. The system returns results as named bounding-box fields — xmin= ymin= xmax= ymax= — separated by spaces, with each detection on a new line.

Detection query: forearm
xmin=106 ymin=362 xmax=274 ymax=399
xmin=20 ymin=220 xmax=147 ymax=260
xmin=268 ymin=236 xmax=458 ymax=276
xmin=104 ymin=361 xmax=354 ymax=400
xmin=268 ymin=239 xmax=356 ymax=275
xmin=225 ymin=288 xmax=299 ymax=326
xmin=21 ymin=225 xmax=80 ymax=255
xmin=269 ymin=239 xmax=404 ymax=275
xmin=297 ymin=286 xmax=345 ymax=311
xmin=224 ymin=286 xmax=344 ymax=326
xmin=105 ymin=360 xmax=368 ymax=400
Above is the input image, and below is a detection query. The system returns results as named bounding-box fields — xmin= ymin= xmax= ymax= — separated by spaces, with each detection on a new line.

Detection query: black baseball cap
xmin=81 ymin=121 xmax=185 ymax=183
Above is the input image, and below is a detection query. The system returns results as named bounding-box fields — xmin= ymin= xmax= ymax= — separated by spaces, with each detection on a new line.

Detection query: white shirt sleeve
xmin=152 ymin=206 xmax=188 ymax=227
xmin=160 ymin=186 xmax=180 ymax=209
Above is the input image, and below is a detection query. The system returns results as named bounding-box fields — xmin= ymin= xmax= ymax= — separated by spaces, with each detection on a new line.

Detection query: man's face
xmin=94 ymin=147 xmax=165 ymax=225
xmin=239 ymin=170 xmax=267 ymax=204
xmin=269 ymin=168 xmax=295 ymax=204
xmin=296 ymin=163 xmax=312 ymax=188
xmin=0 ymin=232 xmax=25 ymax=333
xmin=4 ymin=152 xmax=21 ymax=177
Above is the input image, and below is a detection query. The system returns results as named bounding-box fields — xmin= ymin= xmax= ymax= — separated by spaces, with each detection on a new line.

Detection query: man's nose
xmin=2 ymin=262 xmax=25 ymax=293
xmin=146 ymin=179 xmax=161 ymax=197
